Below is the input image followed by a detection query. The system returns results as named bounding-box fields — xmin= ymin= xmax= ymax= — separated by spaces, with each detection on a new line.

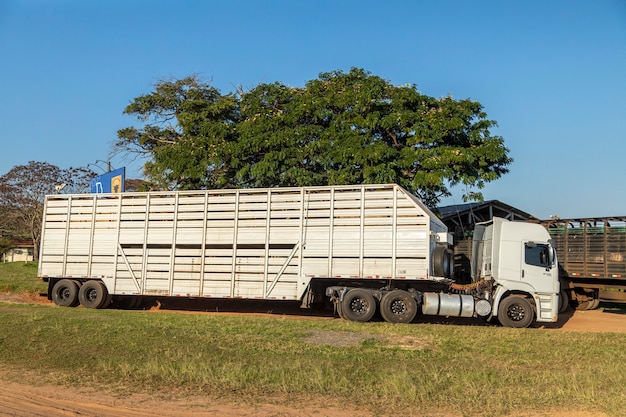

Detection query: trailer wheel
xmin=380 ymin=290 xmax=417 ymax=323
xmin=78 ymin=281 xmax=110 ymax=309
xmin=341 ymin=289 xmax=377 ymax=322
xmin=498 ymin=295 xmax=534 ymax=328
xmin=51 ymin=279 xmax=80 ymax=307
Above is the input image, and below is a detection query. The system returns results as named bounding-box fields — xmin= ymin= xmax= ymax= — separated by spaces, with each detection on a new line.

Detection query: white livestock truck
xmin=38 ymin=184 xmax=559 ymax=328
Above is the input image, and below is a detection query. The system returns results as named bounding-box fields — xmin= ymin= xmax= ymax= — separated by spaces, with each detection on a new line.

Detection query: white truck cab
xmin=472 ymin=217 xmax=559 ymax=326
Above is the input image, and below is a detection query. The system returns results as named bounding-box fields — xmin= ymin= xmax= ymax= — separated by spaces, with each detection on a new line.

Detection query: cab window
xmin=525 ymin=243 xmax=551 ymax=268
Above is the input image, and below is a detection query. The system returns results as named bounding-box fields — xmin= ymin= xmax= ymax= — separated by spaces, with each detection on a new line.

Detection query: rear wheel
xmin=78 ymin=281 xmax=110 ymax=309
xmin=51 ymin=279 xmax=80 ymax=307
xmin=380 ymin=290 xmax=417 ymax=323
xmin=340 ymin=289 xmax=377 ymax=322
xmin=498 ymin=295 xmax=535 ymax=328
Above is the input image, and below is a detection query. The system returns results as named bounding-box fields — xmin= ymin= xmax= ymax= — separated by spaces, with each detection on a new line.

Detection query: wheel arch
xmin=491 ymin=283 xmax=537 ymax=319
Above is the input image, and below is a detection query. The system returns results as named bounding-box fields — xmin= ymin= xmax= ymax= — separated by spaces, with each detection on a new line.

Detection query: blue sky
xmin=0 ymin=0 xmax=624 ymax=219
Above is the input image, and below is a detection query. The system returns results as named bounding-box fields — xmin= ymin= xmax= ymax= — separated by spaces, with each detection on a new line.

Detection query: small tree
xmin=0 ymin=236 xmax=14 ymax=261
xmin=0 ymin=161 xmax=94 ymax=259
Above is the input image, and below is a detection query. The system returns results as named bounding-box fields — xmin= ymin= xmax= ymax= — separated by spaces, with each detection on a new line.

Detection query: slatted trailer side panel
xmin=39 ymin=184 xmax=447 ymax=304
xmin=540 ymin=217 xmax=626 ymax=305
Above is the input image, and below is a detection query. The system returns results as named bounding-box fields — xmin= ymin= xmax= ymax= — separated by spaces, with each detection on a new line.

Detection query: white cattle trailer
xmin=40 ymin=185 xmax=450 ymax=303
xmin=39 ymin=184 xmax=558 ymax=328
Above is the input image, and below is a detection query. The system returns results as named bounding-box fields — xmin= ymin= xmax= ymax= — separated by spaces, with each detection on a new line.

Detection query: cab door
xmin=521 ymin=242 xmax=556 ymax=294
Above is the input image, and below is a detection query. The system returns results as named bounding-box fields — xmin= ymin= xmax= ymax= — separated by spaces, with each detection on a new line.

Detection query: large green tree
xmin=116 ymin=69 xmax=512 ymax=207
xmin=115 ymin=76 xmax=238 ymax=190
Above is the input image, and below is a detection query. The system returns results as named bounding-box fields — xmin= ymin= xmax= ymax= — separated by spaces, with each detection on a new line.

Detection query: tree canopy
xmin=115 ymin=68 xmax=512 ymax=207
xmin=0 ymin=161 xmax=94 ymax=259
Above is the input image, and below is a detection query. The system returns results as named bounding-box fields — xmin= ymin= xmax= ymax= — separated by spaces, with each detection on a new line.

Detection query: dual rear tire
xmin=338 ymin=289 xmax=417 ymax=324
xmin=339 ymin=289 xmax=377 ymax=322
xmin=380 ymin=290 xmax=417 ymax=323
xmin=51 ymin=279 xmax=110 ymax=309
xmin=51 ymin=279 xmax=80 ymax=307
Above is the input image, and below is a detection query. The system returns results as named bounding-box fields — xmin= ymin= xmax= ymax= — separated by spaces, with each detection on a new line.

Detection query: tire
xmin=380 ymin=290 xmax=417 ymax=323
xmin=340 ymin=289 xmax=377 ymax=322
xmin=559 ymin=289 xmax=570 ymax=313
xmin=432 ymin=246 xmax=453 ymax=278
xmin=51 ymin=279 xmax=80 ymax=307
xmin=498 ymin=295 xmax=535 ymax=328
xmin=78 ymin=281 xmax=109 ymax=309
xmin=335 ymin=300 xmax=346 ymax=319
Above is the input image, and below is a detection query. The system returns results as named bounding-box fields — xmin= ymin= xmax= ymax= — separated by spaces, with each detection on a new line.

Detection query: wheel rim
xmin=507 ymin=303 xmax=527 ymax=322
xmin=85 ymin=288 xmax=98 ymax=302
xmin=390 ymin=299 xmax=406 ymax=316
xmin=340 ymin=290 xmax=376 ymax=322
xmin=349 ymin=297 xmax=370 ymax=315
xmin=59 ymin=287 xmax=72 ymax=301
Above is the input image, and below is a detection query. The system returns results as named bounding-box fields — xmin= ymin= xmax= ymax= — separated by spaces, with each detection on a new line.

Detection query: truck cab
xmin=473 ymin=217 xmax=559 ymax=326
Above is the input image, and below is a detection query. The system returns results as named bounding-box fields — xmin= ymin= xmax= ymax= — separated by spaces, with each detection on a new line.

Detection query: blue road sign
xmin=90 ymin=167 xmax=125 ymax=193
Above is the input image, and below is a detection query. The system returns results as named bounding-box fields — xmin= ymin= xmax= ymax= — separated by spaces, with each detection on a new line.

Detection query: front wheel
xmin=340 ymin=289 xmax=377 ymax=322
xmin=498 ymin=295 xmax=535 ymax=328
xmin=78 ymin=281 xmax=110 ymax=309
xmin=380 ymin=290 xmax=417 ymax=323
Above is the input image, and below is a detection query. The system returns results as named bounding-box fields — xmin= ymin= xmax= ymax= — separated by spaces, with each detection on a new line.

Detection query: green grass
xmin=0 ymin=303 xmax=625 ymax=416
xmin=0 ymin=262 xmax=46 ymax=293
xmin=1 ymin=265 xmax=626 ymax=415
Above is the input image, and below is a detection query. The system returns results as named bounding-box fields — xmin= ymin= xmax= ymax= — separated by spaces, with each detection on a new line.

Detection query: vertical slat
xmin=230 ymin=190 xmax=240 ymax=297
xmin=328 ymin=188 xmax=335 ymax=277
xmin=87 ymin=196 xmax=97 ymax=277
xmin=199 ymin=191 xmax=209 ymax=295
xmin=37 ymin=196 xmax=50 ymax=276
xmin=263 ymin=189 xmax=271 ymax=297
xmin=113 ymin=195 xmax=123 ymax=292
xmin=583 ymin=221 xmax=590 ymax=277
xmin=168 ymin=193 xmax=180 ymax=295
xmin=392 ymin=185 xmax=398 ymax=279
xmin=298 ymin=188 xmax=306 ymax=282
xmin=359 ymin=186 xmax=365 ymax=277
xmin=61 ymin=196 xmax=72 ymax=277
xmin=603 ymin=220 xmax=608 ymax=278
xmin=141 ymin=194 xmax=151 ymax=293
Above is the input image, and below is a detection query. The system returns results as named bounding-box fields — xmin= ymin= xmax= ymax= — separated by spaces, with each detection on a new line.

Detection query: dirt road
xmin=0 ymin=295 xmax=624 ymax=417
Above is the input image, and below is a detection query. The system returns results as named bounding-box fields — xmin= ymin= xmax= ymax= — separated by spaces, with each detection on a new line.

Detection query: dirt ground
xmin=1 ymin=294 xmax=625 ymax=417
